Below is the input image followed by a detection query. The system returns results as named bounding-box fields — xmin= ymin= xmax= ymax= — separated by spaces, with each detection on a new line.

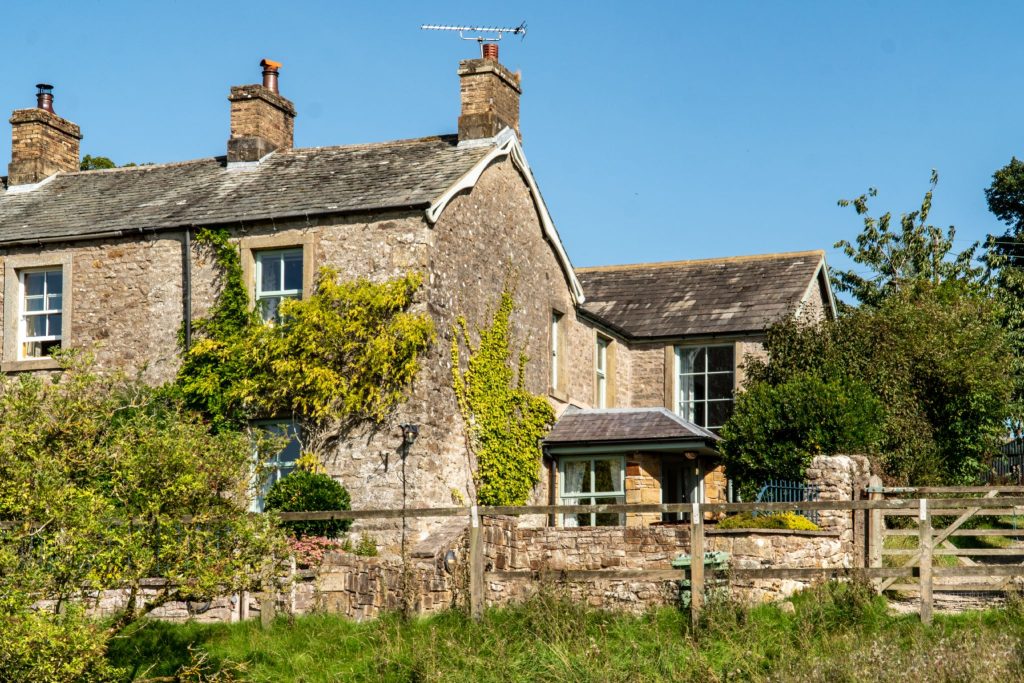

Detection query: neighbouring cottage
xmin=0 ymin=50 xmax=836 ymax=541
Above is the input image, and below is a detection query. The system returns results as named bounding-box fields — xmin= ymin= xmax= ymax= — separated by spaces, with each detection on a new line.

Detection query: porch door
xmin=662 ymin=459 xmax=702 ymax=522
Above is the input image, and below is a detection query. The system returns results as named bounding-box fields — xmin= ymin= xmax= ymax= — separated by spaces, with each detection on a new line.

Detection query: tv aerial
xmin=421 ymin=22 xmax=527 ymax=58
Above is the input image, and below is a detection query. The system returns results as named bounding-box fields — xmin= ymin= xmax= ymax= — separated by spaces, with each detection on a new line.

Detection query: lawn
xmin=109 ymin=581 xmax=1024 ymax=682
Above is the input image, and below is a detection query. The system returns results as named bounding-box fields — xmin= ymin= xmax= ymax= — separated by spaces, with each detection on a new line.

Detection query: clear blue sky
xmin=2 ymin=1 xmax=1021 ymax=277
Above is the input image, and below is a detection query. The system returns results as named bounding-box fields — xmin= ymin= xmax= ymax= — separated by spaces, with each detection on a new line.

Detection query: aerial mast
xmin=420 ymin=22 xmax=527 ymax=58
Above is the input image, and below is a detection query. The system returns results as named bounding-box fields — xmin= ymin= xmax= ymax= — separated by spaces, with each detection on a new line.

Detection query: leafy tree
xmin=0 ymin=354 xmax=285 ymax=680
xmin=79 ymin=155 xmax=116 ymax=170
xmin=79 ymin=155 xmax=151 ymax=171
xmin=832 ymin=171 xmax=983 ymax=307
xmin=732 ymin=282 xmax=1014 ymax=486
xmin=265 ymin=470 xmax=352 ymax=538
xmin=720 ymin=373 xmax=882 ymax=498
xmin=452 ymin=289 xmax=555 ymax=505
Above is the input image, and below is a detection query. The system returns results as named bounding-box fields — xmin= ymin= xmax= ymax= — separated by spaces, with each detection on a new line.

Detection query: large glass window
xmin=595 ymin=336 xmax=609 ymax=408
xmin=252 ymin=420 xmax=301 ymax=513
xmin=19 ymin=268 xmax=63 ymax=359
xmin=560 ymin=456 xmax=625 ymax=527
xmin=676 ymin=345 xmax=735 ymax=432
xmin=255 ymin=248 xmax=303 ymax=323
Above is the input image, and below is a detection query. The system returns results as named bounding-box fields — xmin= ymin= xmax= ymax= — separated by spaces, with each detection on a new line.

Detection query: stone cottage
xmin=0 ymin=52 xmax=835 ymax=539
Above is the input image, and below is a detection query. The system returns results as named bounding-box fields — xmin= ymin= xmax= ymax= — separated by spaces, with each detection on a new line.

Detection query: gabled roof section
xmin=426 ymin=129 xmax=585 ymax=304
xmin=0 ymin=135 xmax=490 ymax=245
xmin=543 ymin=407 xmax=719 ymax=446
xmin=577 ymin=250 xmax=835 ymax=339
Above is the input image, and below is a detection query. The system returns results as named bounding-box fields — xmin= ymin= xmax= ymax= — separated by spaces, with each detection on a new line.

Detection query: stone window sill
xmin=548 ymin=388 xmax=569 ymax=403
xmin=1 ymin=357 xmax=61 ymax=373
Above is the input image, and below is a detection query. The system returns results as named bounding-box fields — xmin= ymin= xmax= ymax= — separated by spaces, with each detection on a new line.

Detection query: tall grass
xmin=110 ymin=581 xmax=1024 ymax=682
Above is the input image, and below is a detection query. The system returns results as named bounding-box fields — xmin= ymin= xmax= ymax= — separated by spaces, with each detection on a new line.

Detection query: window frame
xmin=558 ymin=454 xmax=625 ymax=527
xmin=254 ymin=247 xmax=304 ymax=323
xmin=18 ymin=267 xmax=64 ymax=360
xmin=3 ymin=253 xmax=73 ymax=372
xmin=595 ymin=334 xmax=610 ymax=408
xmin=239 ymin=232 xmax=316 ymax=321
xmin=674 ymin=343 xmax=736 ymax=432
xmin=251 ymin=419 xmax=302 ymax=513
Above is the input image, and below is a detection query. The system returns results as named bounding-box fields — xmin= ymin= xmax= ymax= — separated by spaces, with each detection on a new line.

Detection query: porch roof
xmin=543 ymin=407 xmax=720 ymax=455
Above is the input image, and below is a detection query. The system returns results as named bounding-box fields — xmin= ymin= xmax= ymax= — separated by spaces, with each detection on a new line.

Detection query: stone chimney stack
xmin=227 ymin=59 xmax=296 ymax=163
xmin=8 ymin=84 xmax=82 ymax=186
xmin=458 ymin=44 xmax=522 ymax=142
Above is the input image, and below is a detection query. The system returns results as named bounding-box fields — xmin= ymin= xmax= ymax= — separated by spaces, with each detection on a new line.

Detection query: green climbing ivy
xmin=176 ymin=228 xmax=435 ymax=433
xmin=452 ymin=289 xmax=555 ymax=506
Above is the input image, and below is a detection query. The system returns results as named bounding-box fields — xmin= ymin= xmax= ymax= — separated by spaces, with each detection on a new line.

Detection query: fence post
xmin=868 ymin=475 xmax=884 ymax=584
xmin=919 ymin=498 xmax=933 ymax=625
xmin=469 ymin=504 xmax=484 ymax=621
xmin=690 ymin=501 xmax=705 ymax=629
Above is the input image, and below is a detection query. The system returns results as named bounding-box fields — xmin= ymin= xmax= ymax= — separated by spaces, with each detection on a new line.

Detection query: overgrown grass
xmin=109 ymin=582 xmax=1024 ymax=682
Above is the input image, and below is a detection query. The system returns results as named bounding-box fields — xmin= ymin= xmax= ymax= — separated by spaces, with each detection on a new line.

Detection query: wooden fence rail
xmin=11 ymin=489 xmax=1024 ymax=625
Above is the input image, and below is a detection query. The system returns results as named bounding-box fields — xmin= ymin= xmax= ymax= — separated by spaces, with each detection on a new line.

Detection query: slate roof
xmin=0 ymin=135 xmax=491 ymax=245
xmin=577 ymin=251 xmax=827 ymax=339
xmin=543 ymin=408 xmax=719 ymax=447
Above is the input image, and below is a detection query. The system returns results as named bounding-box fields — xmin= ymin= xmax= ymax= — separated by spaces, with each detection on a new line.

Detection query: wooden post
xmin=852 ymin=476 xmax=865 ymax=569
xmin=469 ymin=504 xmax=484 ymax=620
xmin=919 ymin=498 xmax=933 ymax=625
xmin=868 ymin=475 xmax=884 ymax=584
xmin=690 ymin=501 xmax=705 ymax=628
xmin=260 ymin=571 xmax=275 ymax=629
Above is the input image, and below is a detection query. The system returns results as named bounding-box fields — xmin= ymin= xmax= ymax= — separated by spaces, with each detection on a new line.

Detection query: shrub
xmin=265 ymin=471 xmax=351 ymax=538
xmin=717 ymin=512 xmax=820 ymax=531
xmin=720 ymin=372 xmax=882 ymax=498
xmin=287 ymin=536 xmax=346 ymax=569
xmin=0 ymin=606 xmax=123 ymax=683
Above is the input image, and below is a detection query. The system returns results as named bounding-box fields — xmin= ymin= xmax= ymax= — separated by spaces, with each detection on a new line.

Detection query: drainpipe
xmin=183 ymin=229 xmax=192 ymax=351
xmin=546 ymin=449 xmax=557 ymax=528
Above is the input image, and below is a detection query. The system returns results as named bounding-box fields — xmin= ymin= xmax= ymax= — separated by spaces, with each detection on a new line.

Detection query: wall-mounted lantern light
xmin=400 ymin=423 xmax=420 ymax=447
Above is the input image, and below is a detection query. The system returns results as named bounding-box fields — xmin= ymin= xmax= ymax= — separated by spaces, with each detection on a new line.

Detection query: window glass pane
xmin=283 ymin=251 xmax=303 ymax=292
xmin=707 ymin=346 xmax=733 ymax=372
xmin=679 ymin=401 xmax=695 ymax=423
xmin=26 ymin=315 xmax=47 ymax=338
xmin=25 ymin=296 xmax=44 ymax=312
xmin=563 ymin=460 xmax=590 ymax=495
xmin=708 ymin=373 xmax=734 ymax=401
xmin=23 ymin=272 xmax=45 ymax=297
xmin=681 ymin=347 xmax=705 ymax=373
xmin=22 ymin=340 xmax=42 ymax=358
xmin=47 ymin=271 xmax=62 ymax=295
xmin=593 ymin=458 xmax=617 ymax=494
xmin=47 ymin=294 xmax=62 ymax=311
xmin=693 ymin=402 xmax=706 ymax=428
xmin=693 ymin=374 xmax=706 ymax=401
xmin=47 ymin=314 xmax=61 ymax=336
xmin=707 ymin=401 xmax=733 ymax=429
xmin=259 ymin=254 xmax=282 ymax=292
xmin=259 ymin=296 xmax=281 ymax=323
xmin=678 ymin=372 xmax=696 ymax=403
xmin=595 ymin=496 xmax=624 ymax=526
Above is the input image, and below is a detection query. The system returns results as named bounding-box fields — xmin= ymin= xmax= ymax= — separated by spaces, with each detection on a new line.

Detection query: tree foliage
xmin=0 ymin=355 xmax=284 ymax=680
xmin=731 ymin=282 xmax=1014 ymax=486
xmin=832 ymin=171 xmax=983 ymax=307
xmin=177 ymin=229 xmax=434 ymax=436
xmin=720 ymin=373 xmax=882 ymax=496
xmin=452 ymin=289 xmax=555 ymax=506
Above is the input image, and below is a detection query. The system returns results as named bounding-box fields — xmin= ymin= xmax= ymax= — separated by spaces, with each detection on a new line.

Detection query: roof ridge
xmin=64 ymin=134 xmax=465 ymax=178
xmin=576 ymin=249 xmax=826 ymax=273
xmin=66 ymin=156 xmax=222 ymax=176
